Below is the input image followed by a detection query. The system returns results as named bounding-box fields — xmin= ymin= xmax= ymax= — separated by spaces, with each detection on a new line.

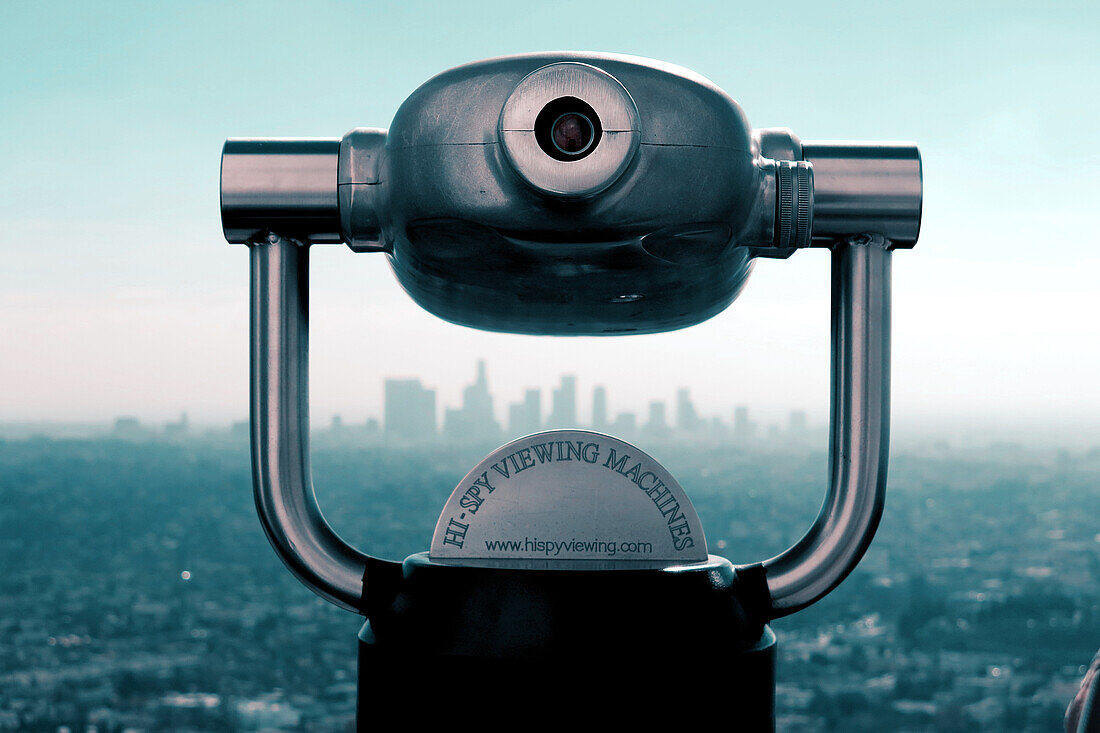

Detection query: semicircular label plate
xmin=430 ymin=429 xmax=708 ymax=569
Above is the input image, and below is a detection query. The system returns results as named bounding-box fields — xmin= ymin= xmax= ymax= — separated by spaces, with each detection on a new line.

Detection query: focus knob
xmin=775 ymin=160 xmax=814 ymax=249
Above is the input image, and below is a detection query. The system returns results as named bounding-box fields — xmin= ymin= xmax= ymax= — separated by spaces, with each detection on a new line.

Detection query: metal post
xmin=250 ymin=236 xmax=370 ymax=613
xmin=760 ymin=237 xmax=892 ymax=617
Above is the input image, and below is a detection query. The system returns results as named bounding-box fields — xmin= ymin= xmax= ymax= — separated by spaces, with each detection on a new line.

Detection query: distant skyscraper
xmin=611 ymin=411 xmax=637 ymax=437
xmin=546 ymin=375 xmax=577 ymax=428
xmin=508 ymin=388 xmax=542 ymax=437
xmin=464 ymin=361 xmax=499 ymax=435
xmin=649 ymin=401 xmax=666 ymax=426
xmin=442 ymin=407 xmax=464 ymax=441
xmin=384 ymin=378 xmax=436 ymax=443
xmin=644 ymin=400 xmax=670 ymax=440
xmin=524 ymin=389 xmax=540 ymax=426
xmin=676 ymin=388 xmax=701 ymax=433
xmin=508 ymin=403 xmax=526 ymax=437
xmin=591 ymin=386 xmax=608 ymax=431
xmin=443 ymin=360 xmax=501 ymax=443
xmin=733 ymin=405 xmax=755 ymax=443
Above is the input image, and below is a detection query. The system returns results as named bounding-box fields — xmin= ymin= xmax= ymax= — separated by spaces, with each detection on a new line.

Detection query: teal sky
xmin=1 ymin=1 xmax=1098 ymax=443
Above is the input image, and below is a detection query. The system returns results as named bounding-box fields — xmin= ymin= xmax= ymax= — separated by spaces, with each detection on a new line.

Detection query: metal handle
xmin=250 ymin=236 xmax=378 ymax=614
xmin=249 ymin=232 xmax=892 ymax=619
xmin=756 ymin=237 xmax=891 ymax=618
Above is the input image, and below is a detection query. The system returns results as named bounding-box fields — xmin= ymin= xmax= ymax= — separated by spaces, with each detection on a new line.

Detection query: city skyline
xmin=91 ymin=359 xmax=822 ymax=448
xmin=374 ymin=359 xmax=805 ymax=445
xmin=32 ymin=358 xmax=819 ymax=447
xmin=7 ymin=350 xmax=1100 ymax=449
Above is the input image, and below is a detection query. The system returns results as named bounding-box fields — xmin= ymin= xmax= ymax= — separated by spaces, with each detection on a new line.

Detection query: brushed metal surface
xmin=379 ymin=52 xmax=764 ymax=334
xmin=250 ymin=238 xmax=369 ymax=612
xmin=429 ymin=430 xmax=708 ymax=568
xmin=223 ymin=52 xmax=922 ymax=621
xmin=498 ymin=62 xmax=640 ymax=198
xmin=759 ymin=239 xmax=891 ymax=617
xmin=221 ymin=139 xmax=341 ymax=244
xmin=803 ymin=141 xmax=922 ymax=247
xmin=338 ymin=128 xmax=387 ymax=252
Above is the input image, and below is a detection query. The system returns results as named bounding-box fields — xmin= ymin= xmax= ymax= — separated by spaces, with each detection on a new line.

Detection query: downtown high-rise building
xmin=508 ymin=388 xmax=542 ymax=437
xmin=546 ymin=375 xmax=577 ymax=429
xmin=591 ymin=386 xmax=608 ymax=431
xmin=443 ymin=360 xmax=501 ymax=444
xmin=611 ymin=411 xmax=637 ymax=437
xmin=384 ymin=379 xmax=437 ymax=443
xmin=644 ymin=400 xmax=670 ymax=440
xmin=676 ymin=388 xmax=702 ymax=433
xmin=733 ymin=405 xmax=755 ymax=443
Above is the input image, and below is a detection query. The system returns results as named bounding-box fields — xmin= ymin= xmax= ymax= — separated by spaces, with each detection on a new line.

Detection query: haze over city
xmin=2 ymin=2 xmax=1098 ymax=448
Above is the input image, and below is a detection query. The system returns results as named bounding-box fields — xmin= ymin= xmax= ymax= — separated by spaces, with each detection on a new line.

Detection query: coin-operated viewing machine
xmin=221 ymin=53 xmax=921 ymax=730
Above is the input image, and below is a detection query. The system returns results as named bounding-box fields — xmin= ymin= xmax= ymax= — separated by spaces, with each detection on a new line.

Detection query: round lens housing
xmin=498 ymin=62 xmax=639 ymax=198
xmin=535 ymin=97 xmax=602 ymax=161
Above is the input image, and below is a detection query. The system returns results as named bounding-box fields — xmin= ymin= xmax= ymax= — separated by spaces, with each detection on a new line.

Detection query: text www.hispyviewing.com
xmin=482 ymin=537 xmax=654 ymax=557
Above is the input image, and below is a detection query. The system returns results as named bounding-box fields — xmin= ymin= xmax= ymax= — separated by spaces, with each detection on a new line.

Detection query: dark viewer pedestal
xmin=357 ymin=553 xmax=776 ymax=730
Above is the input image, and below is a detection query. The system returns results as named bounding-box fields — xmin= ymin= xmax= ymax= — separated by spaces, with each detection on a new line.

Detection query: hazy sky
xmin=1 ymin=1 xmax=1098 ymax=442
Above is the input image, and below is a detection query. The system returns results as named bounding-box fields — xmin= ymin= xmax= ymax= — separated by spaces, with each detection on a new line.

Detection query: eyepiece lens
xmin=534 ymin=97 xmax=602 ymax=161
xmin=551 ymin=113 xmax=593 ymax=155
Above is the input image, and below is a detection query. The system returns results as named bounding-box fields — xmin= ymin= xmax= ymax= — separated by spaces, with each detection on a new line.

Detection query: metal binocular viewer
xmin=221 ymin=53 xmax=921 ymax=729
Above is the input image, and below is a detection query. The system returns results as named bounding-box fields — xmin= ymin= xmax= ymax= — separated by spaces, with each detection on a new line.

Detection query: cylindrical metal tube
xmin=222 ymin=139 xmax=342 ymax=244
xmin=761 ymin=240 xmax=891 ymax=617
xmin=250 ymin=238 xmax=368 ymax=612
xmin=803 ymin=142 xmax=921 ymax=247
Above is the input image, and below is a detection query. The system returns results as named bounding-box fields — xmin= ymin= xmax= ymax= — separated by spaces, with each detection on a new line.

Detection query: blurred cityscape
xmin=102 ymin=359 xmax=816 ymax=450
xmin=0 ymin=362 xmax=1098 ymax=731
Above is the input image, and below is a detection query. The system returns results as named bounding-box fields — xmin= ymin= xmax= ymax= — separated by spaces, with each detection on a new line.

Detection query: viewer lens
xmin=551 ymin=113 xmax=594 ymax=155
xmin=534 ymin=97 xmax=602 ymax=161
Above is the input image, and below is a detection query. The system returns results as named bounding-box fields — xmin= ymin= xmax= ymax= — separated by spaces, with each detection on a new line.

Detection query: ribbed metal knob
xmin=775 ymin=160 xmax=814 ymax=249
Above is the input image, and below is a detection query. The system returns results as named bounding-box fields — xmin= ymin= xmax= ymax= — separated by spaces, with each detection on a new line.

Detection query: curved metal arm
xmin=250 ymin=236 xmax=372 ymax=613
xmin=758 ymin=238 xmax=891 ymax=618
